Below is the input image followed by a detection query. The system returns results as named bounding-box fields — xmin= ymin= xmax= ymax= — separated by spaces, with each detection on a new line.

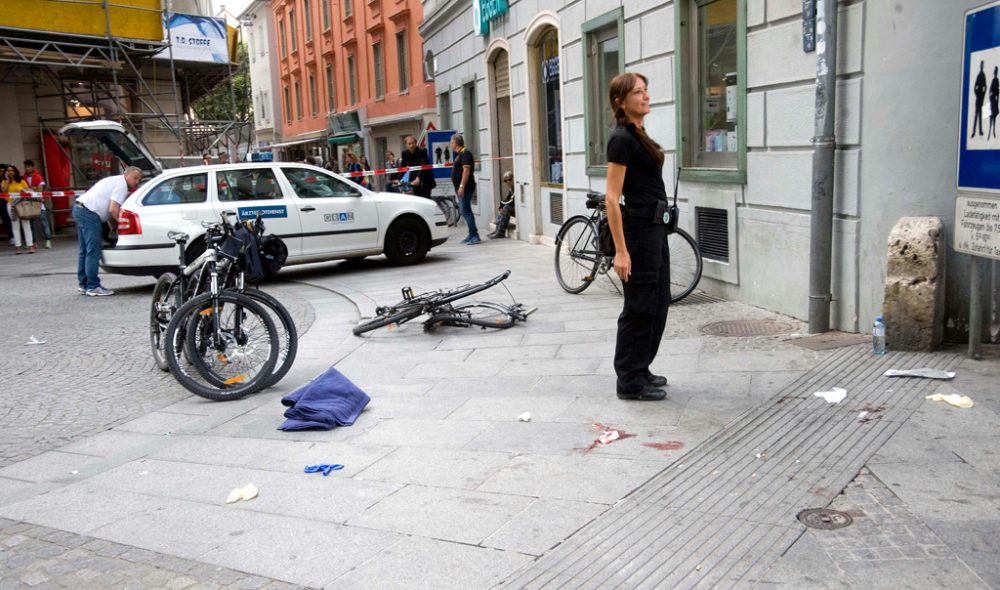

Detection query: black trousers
xmin=614 ymin=217 xmax=671 ymax=392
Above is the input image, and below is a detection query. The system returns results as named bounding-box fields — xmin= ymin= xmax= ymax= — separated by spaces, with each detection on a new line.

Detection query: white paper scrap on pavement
xmin=598 ymin=430 xmax=620 ymax=445
xmin=813 ymin=387 xmax=847 ymax=404
xmin=517 ymin=412 xmax=532 ymax=422
xmin=884 ymin=368 xmax=956 ymax=379
xmin=925 ymin=393 xmax=974 ymax=408
xmin=26 ymin=335 xmax=45 ymax=345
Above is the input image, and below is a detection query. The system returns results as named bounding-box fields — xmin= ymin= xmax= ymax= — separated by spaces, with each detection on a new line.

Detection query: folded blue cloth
xmin=278 ymin=367 xmax=370 ymax=431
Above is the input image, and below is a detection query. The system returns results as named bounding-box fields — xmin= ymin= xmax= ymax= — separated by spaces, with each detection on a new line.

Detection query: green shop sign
xmin=473 ymin=0 xmax=509 ymax=36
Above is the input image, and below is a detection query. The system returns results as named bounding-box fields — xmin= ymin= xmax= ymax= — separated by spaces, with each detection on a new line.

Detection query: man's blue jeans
xmin=458 ymin=188 xmax=479 ymax=240
xmin=73 ymin=204 xmax=104 ymax=290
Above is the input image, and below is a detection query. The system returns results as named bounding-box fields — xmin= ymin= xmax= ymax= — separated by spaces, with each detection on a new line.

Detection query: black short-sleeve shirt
xmin=451 ymin=148 xmax=477 ymax=192
xmin=606 ymin=124 xmax=666 ymax=207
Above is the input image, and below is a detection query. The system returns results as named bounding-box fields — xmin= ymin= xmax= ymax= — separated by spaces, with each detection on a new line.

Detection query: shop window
xmin=462 ymin=80 xmax=478 ymax=156
xmin=294 ymin=80 xmax=303 ymax=119
xmin=536 ymin=28 xmax=563 ymax=184
xmin=309 ymin=72 xmax=318 ymax=116
xmin=142 ymin=173 xmax=207 ymax=206
xmin=326 ymin=64 xmax=336 ymax=112
xmin=347 ymin=54 xmax=357 ymax=104
xmin=438 ymin=90 xmax=451 ymax=129
xmin=304 ymin=0 xmax=312 ymax=41
xmin=582 ymin=8 xmax=623 ymax=175
xmin=284 ymin=86 xmax=291 ymax=123
xmin=396 ymin=30 xmax=409 ymax=92
xmin=373 ymin=41 xmax=385 ymax=99
xmin=279 ymin=20 xmax=287 ymax=58
xmin=678 ymin=0 xmax=746 ymax=182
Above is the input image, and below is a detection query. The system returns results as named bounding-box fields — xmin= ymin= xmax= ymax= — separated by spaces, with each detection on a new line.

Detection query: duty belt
xmin=623 ymin=201 xmax=670 ymax=225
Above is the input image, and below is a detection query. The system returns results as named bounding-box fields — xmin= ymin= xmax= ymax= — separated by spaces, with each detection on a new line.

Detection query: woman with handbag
xmin=2 ymin=165 xmax=35 ymax=254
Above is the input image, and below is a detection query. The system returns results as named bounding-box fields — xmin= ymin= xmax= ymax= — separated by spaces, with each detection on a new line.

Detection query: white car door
xmin=213 ymin=167 xmax=302 ymax=256
xmin=280 ymin=166 xmax=379 ymax=255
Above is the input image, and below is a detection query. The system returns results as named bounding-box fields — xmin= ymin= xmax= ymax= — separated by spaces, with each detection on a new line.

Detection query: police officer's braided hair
xmin=608 ymin=72 xmax=665 ymax=167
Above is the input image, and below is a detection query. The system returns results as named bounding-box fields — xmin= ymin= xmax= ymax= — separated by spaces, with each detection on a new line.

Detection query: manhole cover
xmin=699 ymin=319 xmax=796 ymax=337
xmin=797 ymin=508 xmax=853 ymax=530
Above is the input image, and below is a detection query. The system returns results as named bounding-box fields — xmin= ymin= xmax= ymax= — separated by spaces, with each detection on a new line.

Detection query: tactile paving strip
xmin=498 ymin=346 xmax=961 ymax=590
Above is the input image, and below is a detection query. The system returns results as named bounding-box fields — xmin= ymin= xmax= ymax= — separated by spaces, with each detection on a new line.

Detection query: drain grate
xmin=700 ymin=319 xmax=797 ymax=337
xmin=797 ymin=508 xmax=853 ymax=530
xmin=672 ymin=291 xmax=726 ymax=306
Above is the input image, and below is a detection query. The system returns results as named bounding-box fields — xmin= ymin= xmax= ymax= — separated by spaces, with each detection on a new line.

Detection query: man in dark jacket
xmin=400 ymin=135 xmax=436 ymax=199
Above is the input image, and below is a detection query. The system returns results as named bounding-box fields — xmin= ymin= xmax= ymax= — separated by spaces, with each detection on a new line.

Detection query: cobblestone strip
xmin=0 ymin=519 xmax=310 ymax=590
xmin=499 ymin=347 xmax=962 ymax=590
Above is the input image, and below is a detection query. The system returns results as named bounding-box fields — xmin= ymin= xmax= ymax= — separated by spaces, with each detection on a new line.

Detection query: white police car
xmin=60 ymin=122 xmax=448 ymax=276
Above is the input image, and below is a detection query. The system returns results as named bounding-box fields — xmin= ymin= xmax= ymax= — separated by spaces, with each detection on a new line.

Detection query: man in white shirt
xmin=72 ymin=166 xmax=143 ymax=296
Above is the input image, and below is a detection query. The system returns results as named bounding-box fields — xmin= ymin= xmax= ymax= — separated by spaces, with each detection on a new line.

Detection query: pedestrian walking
xmin=73 ymin=166 xmax=143 ymax=296
xmin=488 ymin=171 xmax=515 ymax=239
xmin=451 ymin=134 xmax=480 ymax=245
xmin=2 ymin=165 xmax=35 ymax=254
xmin=23 ymin=160 xmax=52 ymax=249
xmin=604 ymin=72 xmax=670 ymax=401
xmin=400 ymin=135 xmax=436 ymax=199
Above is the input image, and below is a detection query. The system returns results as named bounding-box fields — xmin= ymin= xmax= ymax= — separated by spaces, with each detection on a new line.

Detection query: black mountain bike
xmin=151 ymin=215 xmax=296 ymax=400
xmin=554 ymin=188 xmax=703 ymax=303
xmin=353 ymin=270 xmax=535 ymax=335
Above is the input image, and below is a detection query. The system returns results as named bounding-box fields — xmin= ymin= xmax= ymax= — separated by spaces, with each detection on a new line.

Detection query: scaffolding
xmin=0 ymin=0 xmax=249 ymax=184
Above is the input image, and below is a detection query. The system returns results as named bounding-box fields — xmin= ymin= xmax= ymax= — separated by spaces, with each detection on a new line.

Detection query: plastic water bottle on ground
xmin=872 ymin=316 xmax=886 ymax=355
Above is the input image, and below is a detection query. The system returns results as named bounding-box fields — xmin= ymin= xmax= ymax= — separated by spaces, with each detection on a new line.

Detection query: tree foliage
xmin=192 ymin=43 xmax=252 ymax=122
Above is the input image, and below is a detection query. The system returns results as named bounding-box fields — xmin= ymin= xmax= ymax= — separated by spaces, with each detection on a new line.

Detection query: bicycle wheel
xmin=555 ymin=216 xmax=601 ymax=294
xmin=243 ymin=288 xmax=298 ymax=388
xmin=352 ymin=305 xmax=423 ymax=335
xmin=165 ymin=292 xmax=279 ymax=401
xmin=423 ymin=301 xmax=516 ymax=332
xmin=668 ymin=227 xmax=703 ymax=304
xmin=150 ymin=272 xmax=182 ymax=371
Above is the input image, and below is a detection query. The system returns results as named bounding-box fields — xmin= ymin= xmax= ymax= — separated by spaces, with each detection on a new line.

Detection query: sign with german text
xmin=160 ymin=14 xmax=229 ymax=64
xmin=955 ymin=195 xmax=1000 ymax=260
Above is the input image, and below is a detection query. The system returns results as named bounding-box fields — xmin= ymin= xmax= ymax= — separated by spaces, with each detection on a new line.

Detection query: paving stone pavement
xmin=0 ymin=517 xmax=307 ymax=589
xmin=0 ymin=238 xmax=314 ymax=468
xmin=0 ymin=229 xmax=996 ymax=589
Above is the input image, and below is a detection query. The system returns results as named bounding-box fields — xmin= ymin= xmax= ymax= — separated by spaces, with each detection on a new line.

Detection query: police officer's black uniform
xmin=608 ymin=122 xmax=671 ymax=396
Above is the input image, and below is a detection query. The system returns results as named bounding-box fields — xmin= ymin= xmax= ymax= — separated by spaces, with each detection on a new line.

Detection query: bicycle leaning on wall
xmin=553 ymin=179 xmax=702 ymax=303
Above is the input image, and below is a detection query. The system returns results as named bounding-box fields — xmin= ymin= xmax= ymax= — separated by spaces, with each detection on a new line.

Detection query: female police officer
xmin=605 ymin=72 xmax=670 ymax=401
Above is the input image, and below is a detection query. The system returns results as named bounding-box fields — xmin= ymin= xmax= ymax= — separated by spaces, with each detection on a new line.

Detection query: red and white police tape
xmin=0 ymin=156 xmax=513 ymax=197
xmin=0 ymin=190 xmax=79 ymax=200
xmin=340 ymin=155 xmax=513 ymax=179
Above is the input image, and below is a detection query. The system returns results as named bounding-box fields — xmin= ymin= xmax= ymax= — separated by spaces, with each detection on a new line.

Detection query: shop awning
xmin=271 ymin=134 xmax=327 ymax=148
xmin=328 ymin=133 xmax=361 ymax=145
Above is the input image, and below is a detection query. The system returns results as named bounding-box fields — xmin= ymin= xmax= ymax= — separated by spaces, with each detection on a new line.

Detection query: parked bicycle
xmin=353 ymin=270 xmax=535 ymax=335
xmin=397 ymin=170 xmax=461 ymax=228
xmin=554 ymin=189 xmax=702 ymax=303
xmin=150 ymin=213 xmax=296 ymax=400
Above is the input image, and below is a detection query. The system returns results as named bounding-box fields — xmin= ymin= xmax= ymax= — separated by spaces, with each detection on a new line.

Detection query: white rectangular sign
xmin=160 ymin=14 xmax=229 ymax=64
xmin=955 ymin=194 xmax=1000 ymax=260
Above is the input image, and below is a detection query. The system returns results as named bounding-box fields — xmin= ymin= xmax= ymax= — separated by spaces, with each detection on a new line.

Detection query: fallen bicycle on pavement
xmin=353 ymin=270 xmax=536 ymax=335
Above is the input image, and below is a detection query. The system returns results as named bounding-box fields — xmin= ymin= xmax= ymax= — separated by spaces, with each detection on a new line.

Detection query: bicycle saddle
xmin=167 ymin=231 xmax=189 ymax=242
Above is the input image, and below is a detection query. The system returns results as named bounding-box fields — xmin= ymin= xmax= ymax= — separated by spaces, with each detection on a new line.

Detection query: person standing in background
xmin=450 ymin=134 xmax=480 ymax=245
xmin=2 ymin=165 xmax=33 ymax=254
xmin=23 ymin=160 xmax=51 ymax=249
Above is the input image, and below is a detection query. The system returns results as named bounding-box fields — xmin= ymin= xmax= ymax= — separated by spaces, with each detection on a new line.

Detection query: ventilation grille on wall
xmin=696 ymin=207 xmax=729 ymax=263
xmin=549 ymin=193 xmax=564 ymax=226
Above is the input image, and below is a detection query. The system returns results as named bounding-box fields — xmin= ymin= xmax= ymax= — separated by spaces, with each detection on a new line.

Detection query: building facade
xmin=420 ymin=0 xmax=988 ymax=336
xmin=271 ymin=0 xmax=436 ymax=172
xmin=241 ymin=0 xmax=284 ymax=158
